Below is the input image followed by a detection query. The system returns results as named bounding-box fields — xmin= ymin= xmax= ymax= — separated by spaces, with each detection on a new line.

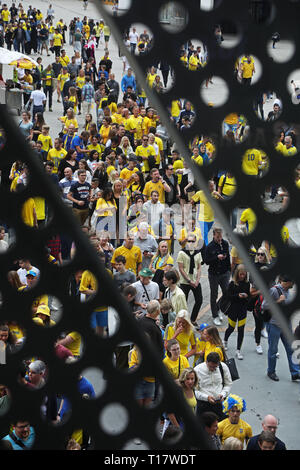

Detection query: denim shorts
xmin=90 ymin=310 xmax=108 ymax=328
xmin=135 ymin=380 xmax=155 ymax=400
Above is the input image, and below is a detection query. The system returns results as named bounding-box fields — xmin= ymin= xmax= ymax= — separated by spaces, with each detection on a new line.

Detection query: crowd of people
xmin=0 ymin=1 xmax=299 ymax=451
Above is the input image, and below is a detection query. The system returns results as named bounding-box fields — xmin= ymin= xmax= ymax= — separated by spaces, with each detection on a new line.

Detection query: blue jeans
xmin=135 ymin=380 xmax=155 ymax=400
xmin=198 ymin=221 xmax=214 ymax=246
xmin=266 ymin=322 xmax=300 ymax=377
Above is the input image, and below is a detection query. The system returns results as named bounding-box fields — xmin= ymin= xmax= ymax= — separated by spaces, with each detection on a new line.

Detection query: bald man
xmin=246 ymin=414 xmax=286 ymax=450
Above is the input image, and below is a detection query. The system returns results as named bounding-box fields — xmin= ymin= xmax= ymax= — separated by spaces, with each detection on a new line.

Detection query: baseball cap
xmin=139 ymin=268 xmax=153 ymax=277
xmin=29 ymin=360 xmax=46 ymax=374
xmin=199 ymin=322 xmax=209 ymax=331
xmin=36 ymin=305 xmax=50 ymax=317
xmin=26 ymin=270 xmax=37 ymax=277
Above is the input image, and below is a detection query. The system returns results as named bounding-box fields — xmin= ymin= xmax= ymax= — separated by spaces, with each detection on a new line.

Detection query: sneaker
xmin=264 ymin=198 xmax=275 ymax=204
xmin=261 ymin=328 xmax=268 ymax=338
xmin=224 ymin=341 xmax=228 ymax=351
xmin=134 ymin=438 xmax=141 ymax=445
xmin=218 ymin=312 xmax=224 ymax=321
xmin=276 ymin=352 xmax=280 ymax=358
xmin=49 ymin=108 xmax=53 ymax=112
xmin=291 ymin=373 xmax=300 ymax=382
xmin=236 ymin=350 xmax=243 ymax=360
xmin=256 ymin=345 xmax=263 ymax=354
xmin=213 ymin=317 xmax=221 ymax=326
xmin=268 ymin=372 xmax=279 ymax=381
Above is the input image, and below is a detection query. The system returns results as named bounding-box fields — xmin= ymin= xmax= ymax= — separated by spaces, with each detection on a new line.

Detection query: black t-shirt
xmin=69 ymin=181 xmax=91 ymax=210
xmin=52 ymin=62 xmax=62 ymax=78
xmin=40 ymin=28 xmax=49 ymax=40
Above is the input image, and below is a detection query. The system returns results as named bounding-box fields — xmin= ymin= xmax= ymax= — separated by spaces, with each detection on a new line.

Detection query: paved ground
xmin=3 ymin=0 xmax=300 ymax=450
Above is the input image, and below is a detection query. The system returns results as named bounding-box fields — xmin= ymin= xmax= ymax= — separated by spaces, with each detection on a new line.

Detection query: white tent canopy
xmin=0 ymin=47 xmax=39 ymax=67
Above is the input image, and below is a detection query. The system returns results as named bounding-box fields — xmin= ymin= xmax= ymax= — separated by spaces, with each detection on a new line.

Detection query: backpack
xmin=255 ymin=286 xmax=282 ymax=323
xmin=253 ymin=294 xmax=264 ymax=318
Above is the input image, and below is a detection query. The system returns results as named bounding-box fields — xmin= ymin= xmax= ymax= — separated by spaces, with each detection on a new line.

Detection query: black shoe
xmin=291 ymin=373 xmax=300 ymax=381
xmin=268 ymin=372 xmax=279 ymax=381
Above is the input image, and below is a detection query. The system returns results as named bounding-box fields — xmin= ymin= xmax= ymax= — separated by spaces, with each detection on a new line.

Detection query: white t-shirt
xmin=0 ymin=239 xmax=8 ymax=252
xmin=129 ymin=32 xmax=138 ymax=44
xmin=131 ymin=280 xmax=159 ymax=313
xmin=31 ymin=89 xmax=46 ymax=106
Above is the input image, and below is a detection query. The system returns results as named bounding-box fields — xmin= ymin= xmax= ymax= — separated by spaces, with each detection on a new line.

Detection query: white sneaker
xmin=218 ymin=312 xmax=224 ymax=321
xmin=213 ymin=317 xmax=221 ymax=326
xmin=276 ymin=352 xmax=280 ymax=358
xmin=236 ymin=350 xmax=243 ymax=360
xmin=256 ymin=345 xmax=263 ymax=354
xmin=224 ymin=341 xmax=228 ymax=351
xmin=261 ymin=328 xmax=268 ymax=338
xmin=264 ymin=198 xmax=275 ymax=204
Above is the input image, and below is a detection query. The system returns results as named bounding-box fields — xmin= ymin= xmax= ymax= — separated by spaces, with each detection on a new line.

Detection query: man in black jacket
xmin=138 ymin=300 xmax=164 ymax=376
xmin=163 ymin=163 xmax=180 ymax=206
xmin=205 ymin=227 xmax=231 ymax=326
xmin=107 ymin=72 xmax=119 ymax=102
xmin=62 ymin=73 xmax=76 ymax=114
xmin=136 ymin=300 xmax=164 ymax=411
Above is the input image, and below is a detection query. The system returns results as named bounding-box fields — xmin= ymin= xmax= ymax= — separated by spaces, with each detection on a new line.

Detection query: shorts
xmin=135 ymin=379 xmax=155 ymax=400
xmin=90 ymin=309 xmax=108 ymax=328
xmin=104 ymin=35 xmax=110 ymax=43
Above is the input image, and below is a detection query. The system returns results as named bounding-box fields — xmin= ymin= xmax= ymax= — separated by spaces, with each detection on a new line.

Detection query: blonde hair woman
xmin=112 ymin=179 xmax=128 ymax=244
xmin=164 ymin=310 xmax=196 ymax=359
xmin=254 ymin=245 xmax=271 ymax=265
xmin=120 ymin=135 xmax=133 ymax=156
xmin=178 ymin=367 xmax=199 ymax=411
xmin=162 ymin=367 xmax=198 ymax=438
xmin=222 ymin=436 xmax=243 ymax=450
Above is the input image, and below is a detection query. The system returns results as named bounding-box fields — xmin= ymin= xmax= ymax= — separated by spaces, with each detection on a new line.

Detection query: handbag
xmin=219 ymin=357 xmax=239 ymax=383
xmin=225 ymin=357 xmax=239 ymax=381
xmin=218 ymin=294 xmax=231 ymax=315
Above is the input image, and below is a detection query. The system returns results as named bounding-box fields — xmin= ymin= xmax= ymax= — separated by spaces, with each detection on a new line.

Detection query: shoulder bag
xmin=8 ymin=432 xmax=28 ymax=450
xmin=218 ymin=294 xmax=231 ymax=315
xmin=220 ymin=354 xmax=239 ymax=383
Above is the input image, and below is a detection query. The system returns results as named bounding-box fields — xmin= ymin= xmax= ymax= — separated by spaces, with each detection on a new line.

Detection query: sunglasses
xmin=257 ymin=253 xmax=265 ymax=256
